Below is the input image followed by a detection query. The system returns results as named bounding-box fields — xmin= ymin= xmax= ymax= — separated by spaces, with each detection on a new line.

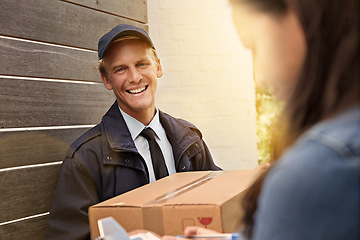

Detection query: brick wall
xmin=148 ymin=0 xmax=258 ymax=169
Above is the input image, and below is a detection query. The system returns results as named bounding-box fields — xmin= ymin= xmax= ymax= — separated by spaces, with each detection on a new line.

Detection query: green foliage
xmin=255 ymin=86 xmax=283 ymax=164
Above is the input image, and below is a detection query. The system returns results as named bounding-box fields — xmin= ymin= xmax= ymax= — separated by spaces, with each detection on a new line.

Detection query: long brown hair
xmin=230 ymin=0 xmax=360 ymax=238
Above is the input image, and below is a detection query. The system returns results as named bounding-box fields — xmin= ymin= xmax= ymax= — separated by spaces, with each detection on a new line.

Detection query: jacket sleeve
xmin=188 ymin=139 xmax=222 ymax=171
xmin=46 ymin=157 xmax=100 ymax=240
xmin=201 ymin=139 xmax=222 ymax=170
xmin=253 ymin=141 xmax=359 ymax=240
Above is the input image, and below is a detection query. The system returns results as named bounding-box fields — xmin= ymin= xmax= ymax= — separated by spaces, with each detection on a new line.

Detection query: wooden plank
xmin=0 ymin=37 xmax=100 ymax=81
xmin=62 ymin=0 xmax=147 ymax=23
xmin=0 ymin=165 xmax=61 ymax=223
xmin=0 ymin=214 xmax=48 ymax=240
xmin=0 ymin=77 xmax=115 ymax=128
xmin=0 ymin=0 xmax=148 ymax=50
xmin=0 ymin=128 xmax=90 ymax=169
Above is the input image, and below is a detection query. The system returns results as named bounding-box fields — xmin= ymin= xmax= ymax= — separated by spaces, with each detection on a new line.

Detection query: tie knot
xmin=140 ymin=128 xmax=156 ymax=141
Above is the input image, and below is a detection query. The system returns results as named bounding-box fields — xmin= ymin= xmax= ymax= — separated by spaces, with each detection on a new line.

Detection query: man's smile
xmin=126 ymin=85 xmax=148 ymax=94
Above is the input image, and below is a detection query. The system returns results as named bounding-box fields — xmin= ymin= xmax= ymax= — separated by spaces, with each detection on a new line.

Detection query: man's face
xmin=101 ymin=39 xmax=162 ymax=121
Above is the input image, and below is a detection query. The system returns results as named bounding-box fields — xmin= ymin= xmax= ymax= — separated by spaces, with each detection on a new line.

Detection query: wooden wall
xmin=0 ymin=0 xmax=148 ymax=239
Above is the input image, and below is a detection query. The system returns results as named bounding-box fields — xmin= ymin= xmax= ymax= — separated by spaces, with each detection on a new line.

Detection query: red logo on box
xmin=198 ymin=217 xmax=213 ymax=228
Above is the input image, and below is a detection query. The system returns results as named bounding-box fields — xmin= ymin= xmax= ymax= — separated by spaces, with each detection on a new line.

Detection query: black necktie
xmin=140 ymin=128 xmax=169 ymax=180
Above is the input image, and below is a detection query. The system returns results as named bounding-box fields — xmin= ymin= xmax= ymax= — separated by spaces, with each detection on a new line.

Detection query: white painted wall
xmin=148 ymin=0 xmax=258 ymax=169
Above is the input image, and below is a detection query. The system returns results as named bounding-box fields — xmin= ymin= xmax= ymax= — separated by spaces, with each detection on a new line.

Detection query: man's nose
xmin=128 ymin=66 xmax=142 ymax=83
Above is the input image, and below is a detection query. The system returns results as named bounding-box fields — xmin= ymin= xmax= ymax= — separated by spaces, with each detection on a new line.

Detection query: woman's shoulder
xmin=265 ymin=105 xmax=360 ymax=193
xmin=254 ymin=106 xmax=360 ymax=239
xmin=278 ymin=105 xmax=360 ymax=173
xmin=299 ymin=105 xmax=360 ymax=157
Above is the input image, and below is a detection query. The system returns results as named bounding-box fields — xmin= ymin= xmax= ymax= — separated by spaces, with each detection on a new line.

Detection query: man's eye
xmin=115 ymin=67 xmax=126 ymax=73
xmin=137 ymin=63 xmax=148 ymax=68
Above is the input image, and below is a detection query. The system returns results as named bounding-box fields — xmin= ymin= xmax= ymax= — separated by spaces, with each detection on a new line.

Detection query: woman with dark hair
xmin=168 ymin=0 xmax=359 ymax=239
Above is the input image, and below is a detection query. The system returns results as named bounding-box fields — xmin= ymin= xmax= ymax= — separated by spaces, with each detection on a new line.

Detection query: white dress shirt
xmin=118 ymin=106 xmax=176 ymax=183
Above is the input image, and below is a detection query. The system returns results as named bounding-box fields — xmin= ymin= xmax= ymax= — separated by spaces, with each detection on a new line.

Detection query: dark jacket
xmin=46 ymin=102 xmax=220 ymax=240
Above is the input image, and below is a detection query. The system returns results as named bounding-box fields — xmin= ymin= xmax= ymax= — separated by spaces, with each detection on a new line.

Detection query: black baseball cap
xmin=98 ymin=24 xmax=155 ymax=60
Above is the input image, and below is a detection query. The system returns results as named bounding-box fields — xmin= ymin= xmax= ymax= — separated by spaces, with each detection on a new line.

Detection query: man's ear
xmin=156 ymin=59 xmax=163 ymax=78
xmin=101 ymin=73 xmax=113 ymax=90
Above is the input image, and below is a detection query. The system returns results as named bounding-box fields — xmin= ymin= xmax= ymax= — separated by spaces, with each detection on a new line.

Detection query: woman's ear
xmin=156 ymin=59 xmax=163 ymax=78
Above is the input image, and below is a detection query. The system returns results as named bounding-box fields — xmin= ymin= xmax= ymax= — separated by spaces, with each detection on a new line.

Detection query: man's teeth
xmin=129 ymin=86 xmax=146 ymax=94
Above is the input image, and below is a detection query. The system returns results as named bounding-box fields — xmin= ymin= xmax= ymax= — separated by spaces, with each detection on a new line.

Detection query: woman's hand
xmin=184 ymin=226 xmax=219 ymax=236
xmin=162 ymin=226 xmax=220 ymax=240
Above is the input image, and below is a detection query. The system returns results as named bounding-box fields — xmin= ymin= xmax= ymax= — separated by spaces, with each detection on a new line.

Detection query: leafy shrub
xmin=255 ymin=86 xmax=283 ymax=164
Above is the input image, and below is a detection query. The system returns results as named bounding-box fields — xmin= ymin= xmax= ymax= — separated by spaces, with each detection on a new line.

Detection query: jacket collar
xmin=101 ymin=101 xmax=201 ymax=160
xmin=159 ymin=111 xmax=201 ymax=162
xmin=102 ymin=102 xmax=138 ymax=152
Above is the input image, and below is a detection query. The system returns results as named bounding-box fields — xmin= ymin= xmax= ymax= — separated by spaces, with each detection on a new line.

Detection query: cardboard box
xmin=89 ymin=169 xmax=262 ymax=239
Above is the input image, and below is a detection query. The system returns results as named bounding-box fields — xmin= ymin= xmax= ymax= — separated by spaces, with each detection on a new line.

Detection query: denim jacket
xmin=253 ymin=105 xmax=360 ymax=240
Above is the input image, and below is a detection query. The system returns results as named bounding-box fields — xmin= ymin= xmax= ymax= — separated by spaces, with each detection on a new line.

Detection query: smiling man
xmin=45 ymin=24 xmax=220 ymax=240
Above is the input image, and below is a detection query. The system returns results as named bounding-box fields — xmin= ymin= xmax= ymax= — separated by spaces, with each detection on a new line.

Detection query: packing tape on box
xmin=146 ymin=171 xmax=224 ymax=205
xmin=142 ymin=171 xmax=224 ymax=235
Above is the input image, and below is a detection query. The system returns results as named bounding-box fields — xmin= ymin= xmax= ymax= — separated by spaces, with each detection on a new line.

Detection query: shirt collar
xmin=118 ymin=106 xmax=162 ymax=141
